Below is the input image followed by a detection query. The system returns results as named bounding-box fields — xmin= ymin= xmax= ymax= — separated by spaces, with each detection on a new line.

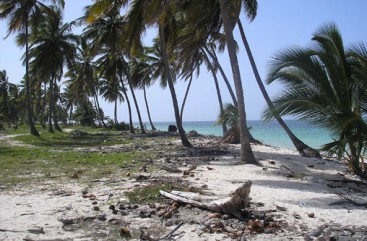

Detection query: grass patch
xmin=126 ymin=180 xmax=202 ymax=204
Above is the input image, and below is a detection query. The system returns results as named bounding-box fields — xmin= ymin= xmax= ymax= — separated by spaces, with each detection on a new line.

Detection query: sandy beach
xmin=0 ymin=134 xmax=366 ymax=241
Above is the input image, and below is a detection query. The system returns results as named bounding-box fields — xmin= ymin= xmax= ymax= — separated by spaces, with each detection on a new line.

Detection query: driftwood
xmin=159 ymin=181 xmax=252 ymax=219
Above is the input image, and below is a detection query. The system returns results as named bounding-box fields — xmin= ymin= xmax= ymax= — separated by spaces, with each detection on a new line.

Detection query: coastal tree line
xmin=0 ymin=1 xmax=366 ymax=177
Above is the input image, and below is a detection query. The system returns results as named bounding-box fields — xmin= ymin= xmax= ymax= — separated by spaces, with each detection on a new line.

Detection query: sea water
xmin=146 ymin=120 xmax=333 ymax=150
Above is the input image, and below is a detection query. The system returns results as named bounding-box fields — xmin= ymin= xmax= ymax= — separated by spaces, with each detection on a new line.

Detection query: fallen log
xmin=159 ymin=181 xmax=252 ymax=219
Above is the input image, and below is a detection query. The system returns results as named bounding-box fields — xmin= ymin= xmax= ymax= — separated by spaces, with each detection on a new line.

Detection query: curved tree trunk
xmin=122 ymin=86 xmax=134 ymax=134
xmin=25 ymin=21 xmax=39 ymax=137
xmin=143 ymin=86 xmax=156 ymax=130
xmin=202 ymin=51 xmax=228 ymax=135
xmin=204 ymin=45 xmax=238 ymax=107
xmin=126 ymin=78 xmax=146 ymax=134
xmin=159 ymin=26 xmax=192 ymax=148
xmin=94 ymin=93 xmax=107 ymax=128
xmin=219 ymin=0 xmax=256 ymax=164
xmin=180 ymin=73 xmax=193 ymax=124
xmin=237 ymin=20 xmax=321 ymax=158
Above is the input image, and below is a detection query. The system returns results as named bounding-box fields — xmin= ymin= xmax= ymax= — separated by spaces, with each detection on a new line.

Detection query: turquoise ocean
xmin=147 ymin=120 xmax=333 ymax=150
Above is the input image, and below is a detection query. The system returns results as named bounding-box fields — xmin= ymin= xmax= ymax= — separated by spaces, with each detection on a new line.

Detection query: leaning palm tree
xmin=264 ymin=23 xmax=367 ymax=177
xmin=123 ymin=0 xmax=192 ymax=147
xmin=237 ymin=20 xmax=320 ymax=158
xmin=129 ymin=55 xmax=157 ymax=131
xmin=179 ymin=0 xmax=259 ymax=162
xmin=0 ymin=0 xmax=65 ymax=136
xmin=215 ymin=0 xmax=258 ymax=163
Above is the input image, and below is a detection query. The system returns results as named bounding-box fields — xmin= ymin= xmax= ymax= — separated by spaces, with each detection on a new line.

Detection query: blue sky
xmin=1 ymin=1 xmax=367 ymax=122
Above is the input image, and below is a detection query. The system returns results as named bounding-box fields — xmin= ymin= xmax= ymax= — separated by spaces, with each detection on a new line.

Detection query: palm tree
xmin=237 ymin=20 xmax=320 ymax=158
xmin=123 ymin=0 xmax=192 ymax=147
xmin=83 ymin=11 xmax=146 ymax=134
xmin=0 ymin=0 xmax=65 ymax=136
xmin=0 ymin=70 xmax=19 ymax=127
xmin=130 ymin=55 xmax=157 ymax=131
xmin=99 ymin=77 xmax=124 ymax=125
xmin=264 ymin=23 xmax=367 ymax=177
xmin=217 ymin=0 xmax=257 ymax=163
xmin=69 ymin=37 xmax=107 ymax=127
xmin=29 ymin=7 xmax=77 ymax=132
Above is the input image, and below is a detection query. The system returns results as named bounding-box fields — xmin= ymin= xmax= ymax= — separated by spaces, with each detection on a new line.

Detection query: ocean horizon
xmin=143 ymin=120 xmax=333 ymax=150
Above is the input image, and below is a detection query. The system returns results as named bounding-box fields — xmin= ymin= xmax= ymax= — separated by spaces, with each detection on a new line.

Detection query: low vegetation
xmin=0 ymin=125 xmax=155 ymax=189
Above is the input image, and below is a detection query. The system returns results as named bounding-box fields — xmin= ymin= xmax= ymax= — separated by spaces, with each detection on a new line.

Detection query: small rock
xmin=109 ymin=205 xmax=116 ymax=211
xmin=120 ymin=227 xmax=131 ymax=238
xmin=187 ymin=130 xmax=199 ymax=137
xmin=148 ymin=203 xmax=156 ymax=209
xmin=120 ymin=210 xmax=129 ymax=216
xmin=139 ymin=210 xmax=151 ymax=218
xmin=308 ymin=212 xmax=315 ymax=218
xmin=222 ymin=214 xmax=231 ymax=220
xmin=97 ymin=214 xmax=107 ymax=221
xmin=93 ymin=206 xmax=100 ymax=211
xmin=92 ymin=201 xmax=98 ymax=205
xmin=164 ymin=220 xmax=175 ymax=227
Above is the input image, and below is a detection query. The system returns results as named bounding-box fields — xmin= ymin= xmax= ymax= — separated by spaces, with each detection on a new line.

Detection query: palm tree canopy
xmin=264 ymin=23 xmax=366 ymax=133
xmin=29 ymin=7 xmax=77 ymax=80
xmin=0 ymin=0 xmax=65 ymax=37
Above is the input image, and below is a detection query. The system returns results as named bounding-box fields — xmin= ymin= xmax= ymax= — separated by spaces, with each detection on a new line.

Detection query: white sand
xmin=0 ymin=142 xmax=366 ymax=240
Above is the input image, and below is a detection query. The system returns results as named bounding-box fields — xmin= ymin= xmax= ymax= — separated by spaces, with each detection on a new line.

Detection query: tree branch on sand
xmin=160 ymin=181 xmax=252 ymax=219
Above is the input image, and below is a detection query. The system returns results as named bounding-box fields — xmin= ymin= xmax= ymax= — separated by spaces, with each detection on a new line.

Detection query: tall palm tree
xmin=69 ymin=37 xmax=107 ymax=127
xmin=264 ymin=23 xmax=367 ymax=176
xmin=237 ymin=20 xmax=320 ymax=158
xmin=130 ymin=55 xmax=157 ymax=131
xmin=99 ymin=77 xmax=124 ymax=125
xmin=123 ymin=0 xmax=192 ymax=147
xmin=0 ymin=0 xmax=65 ymax=136
xmin=217 ymin=0 xmax=257 ymax=163
xmin=83 ymin=11 xmax=146 ymax=134
xmin=29 ymin=7 xmax=77 ymax=132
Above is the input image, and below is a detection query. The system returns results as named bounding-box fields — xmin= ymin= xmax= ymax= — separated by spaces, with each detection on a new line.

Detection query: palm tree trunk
xmin=127 ymin=78 xmax=146 ymax=134
xmin=180 ymin=73 xmax=193 ymax=123
xmin=48 ymin=78 xmax=54 ymax=133
xmin=122 ymin=87 xmax=134 ymax=133
xmin=25 ymin=21 xmax=39 ymax=136
xmin=53 ymin=78 xmax=62 ymax=132
xmin=143 ymin=86 xmax=156 ymax=130
xmin=159 ymin=26 xmax=192 ymax=147
xmin=202 ymin=51 xmax=228 ymax=135
xmin=68 ymin=104 xmax=73 ymax=126
xmin=219 ymin=0 xmax=256 ymax=164
xmin=237 ymin=20 xmax=320 ymax=158
xmin=114 ymin=100 xmax=118 ymax=125
xmin=93 ymin=90 xmax=107 ymax=128
xmin=204 ymin=45 xmax=238 ymax=107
